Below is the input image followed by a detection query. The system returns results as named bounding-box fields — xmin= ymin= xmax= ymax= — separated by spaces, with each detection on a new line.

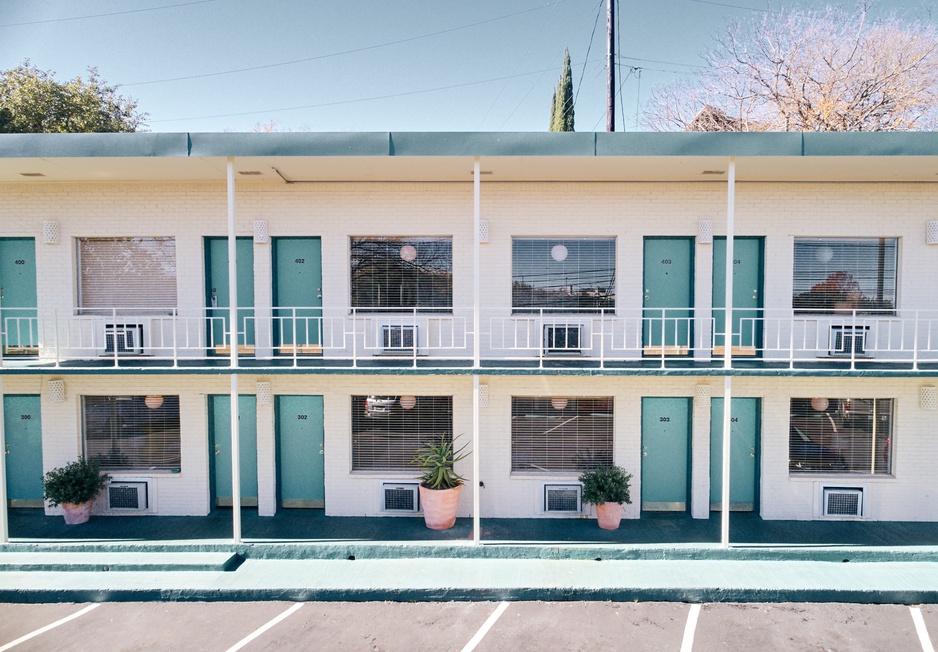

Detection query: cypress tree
xmin=549 ymin=49 xmax=575 ymax=131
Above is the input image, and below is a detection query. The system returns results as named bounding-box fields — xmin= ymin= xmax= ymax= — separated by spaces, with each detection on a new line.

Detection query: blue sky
xmin=0 ymin=0 xmax=932 ymax=132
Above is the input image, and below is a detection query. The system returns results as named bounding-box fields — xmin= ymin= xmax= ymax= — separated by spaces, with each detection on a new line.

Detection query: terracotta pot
xmin=595 ymin=502 xmax=623 ymax=530
xmin=419 ymin=484 xmax=462 ymax=530
xmin=62 ymin=500 xmax=93 ymax=525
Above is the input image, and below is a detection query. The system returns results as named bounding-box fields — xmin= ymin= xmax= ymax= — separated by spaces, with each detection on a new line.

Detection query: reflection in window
xmin=350 ymin=238 xmax=452 ymax=310
xmin=512 ymin=238 xmax=615 ymax=312
xmin=78 ymin=237 xmax=177 ymax=314
xmin=351 ymin=395 xmax=453 ymax=471
xmin=789 ymin=398 xmax=892 ymax=475
xmin=82 ymin=396 xmax=181 ymax=471
xmin=792 ymin=239 xmax=897 ymax=314
xmin=511 ymin=397 xmax=614 ymax=472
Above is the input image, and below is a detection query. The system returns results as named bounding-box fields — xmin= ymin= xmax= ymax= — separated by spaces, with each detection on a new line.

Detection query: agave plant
xmin=413 ymin=434 xmax=469 ymax=490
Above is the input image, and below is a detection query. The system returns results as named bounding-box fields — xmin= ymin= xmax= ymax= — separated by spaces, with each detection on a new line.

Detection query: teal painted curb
xmin=0 ymin=552 xmax=241 ymax=573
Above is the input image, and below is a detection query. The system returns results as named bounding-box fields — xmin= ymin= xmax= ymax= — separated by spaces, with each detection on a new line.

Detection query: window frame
xmin=349 ymin=237 xmax=453 ymax=313
xmin=77 ymin=237 xmax=178 ymax=315
xmin=511 ymin=237 xmax=616 ymax=314
xmin=81 ymin=395 xmax=181 ymax=473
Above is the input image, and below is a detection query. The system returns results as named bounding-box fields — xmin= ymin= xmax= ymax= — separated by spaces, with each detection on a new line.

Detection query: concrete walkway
xmin=2 ymin=511 xmax=938 ymax=603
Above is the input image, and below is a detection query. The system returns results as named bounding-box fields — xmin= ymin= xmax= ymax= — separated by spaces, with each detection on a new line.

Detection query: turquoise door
xmin=641 ymin=397 xmax=691 ymax=511
xmin=0 ymin=238 xmax=38 ymax=355
xmin=643 ymin=238 xmax=694 ymax=356
xmin=276 ymin=395 xmax=325 ymax=508
xmin=709 ymin=398 xmax=760 ymax=512
xmin=205 ymin=237 xmax=254 ymax=355
xmin=713 ymin=237 xmax=764 ymax=357
xmin=209 ymin=395 xmax=258 ymax=507
xmin=3 ymin=395 xmax=43 ymax=507
xmin=272 ymin=238 xmax=323 ymax=355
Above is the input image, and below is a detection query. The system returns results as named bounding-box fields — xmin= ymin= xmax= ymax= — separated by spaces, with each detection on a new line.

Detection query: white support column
xmin=472 ymin=157 xmax=481 ymax=546
xmin=0 ymin=376 xmax=8 ymax=543
xmin=721 ymin=157 xmax=736 ymax=548
xmin=227 ymin=158 xmax=242 ymax=544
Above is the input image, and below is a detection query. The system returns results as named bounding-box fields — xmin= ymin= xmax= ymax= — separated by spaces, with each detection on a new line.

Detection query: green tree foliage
xmin=549 ymin=49 xmax=575 ymax=132
xmin=0 ymin=60 xmax=146 ymax=133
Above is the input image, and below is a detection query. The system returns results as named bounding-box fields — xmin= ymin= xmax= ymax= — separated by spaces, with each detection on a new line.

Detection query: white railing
xmin=3 ymin=306 xmax=938 ymax=369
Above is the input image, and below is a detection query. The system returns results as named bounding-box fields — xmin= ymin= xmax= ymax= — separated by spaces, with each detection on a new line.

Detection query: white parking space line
xmin=225 ymin=602 xmax=305 ymax=652
xmin=910 ymin=606 xmax=936 ymax=652
xmin=680 ymin=604 xmax=701 ymax=652
xmin=0 ymin=603 xmax=100 ymax=652
xmin=461 ymin=601 xmax=510 ymax=652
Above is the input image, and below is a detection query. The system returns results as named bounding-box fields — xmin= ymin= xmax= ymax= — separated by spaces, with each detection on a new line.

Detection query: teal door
xmin=643 ymin=238 xmax=694 ymax=356
xmin=713 ymin=238 xmax=764 ymax=357
xmin=641 ymin=397 xmax=691 ymax=511
xmin=205 ymin=237 xmax=254 ymax=355
xmin=4 ymin=395 xmax=43 ymax=507
xmin=276 ymin=395 xmax=325 ymax=508
xmin=0 ymin=238 xmax=38 ymax=355
xmin=710 ymin=398 xmax=760 ymax=512
xmin=209 ymin=395 xmax=258 ymax=507
xmin=272 ymin=238 xmax=323 ymax=355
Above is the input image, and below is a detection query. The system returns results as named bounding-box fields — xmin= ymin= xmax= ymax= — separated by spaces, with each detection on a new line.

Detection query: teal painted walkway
xmin=2 ymin=511 xmax=937 ymax=603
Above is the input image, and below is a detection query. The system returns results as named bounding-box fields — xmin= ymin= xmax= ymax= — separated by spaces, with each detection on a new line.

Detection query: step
xmin=0 ymin=551 xmax=241 ymax=573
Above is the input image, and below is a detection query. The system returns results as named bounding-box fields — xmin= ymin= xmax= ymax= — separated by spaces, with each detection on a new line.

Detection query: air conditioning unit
xmin=382 ymin=482 xmax=420 ymax=512
xmin=107 ymin=481 xmax=149 ymax=511
xmin=379 ymin=323 xmax=421 ymax=355
xmin=543 ymin=324 xmax=583 ymax=355
xmin=822 ymin=486 xmax=863 ymax=517
xmin=103 ymin=323 xmax=144 ymax=356
xmin=829 ymin=325 xmax=870 ymax=357
xmin=544 ymin=484 xmax=582 ymax=513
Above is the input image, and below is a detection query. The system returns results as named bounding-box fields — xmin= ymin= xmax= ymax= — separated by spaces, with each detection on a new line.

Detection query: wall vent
xmin=822 ymin=487 xmax=863 ymax=517
xmin=107 ymin=481 xmax=149 ymax=511
xmin=544 ymin=484 xmax=582 ymax=513
xmin=382 ymin=482 xmax=420 ymax=512
xmin=104 ymin=323 xmax=144 ymax=356
xmin=543 ymin=324 xmax=583 ymax=355
xmin=828 ymin=325 xmax=870 ymax=357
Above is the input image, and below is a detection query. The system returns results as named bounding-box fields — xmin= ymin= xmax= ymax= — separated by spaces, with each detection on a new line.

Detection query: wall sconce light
xmin=921 ymin=386 xmax=937 ymax=410
xmin=256 ymin=382 xmax=272 ymax=405
xmin=399 ymin=395 xmax=417 ymax=410
xmin=43 ymin=221 xmax=60 ymax=244
xmin=48 ymin=379 xmax=66 ymax=403
xmin=550 ymin=397 xmax=568 ymax=410
xmin=144 ymin=395 xmax=164 ymax=410
xmin=698 ymin=220 xmax=713 ymax=244
xmin=928 ymin=221 xmax=938 ymax=245
xmin=253 ymin=220 xmax=269 ymax=244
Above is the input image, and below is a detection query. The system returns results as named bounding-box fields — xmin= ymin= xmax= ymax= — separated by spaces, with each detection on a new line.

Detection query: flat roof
xmin=2 ymin=131 xmax=938 ymax=183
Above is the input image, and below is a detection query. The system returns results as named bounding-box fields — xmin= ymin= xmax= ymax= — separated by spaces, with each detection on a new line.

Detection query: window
xmin=792 ymin=238 xmax=897 ymax=314
xmin=512 ymin=238 xmax=615 ymax=312
xmin=350 ymin=238 xmax=452 ymax=311
xmin=82 ymin=396 xmax=181 ymax=472
xmin=351 ymin=395 xmax=453 ymax=471
xmin=78 ymin=238 xmax=177 ymax=314
xmin=789 ymin=398 xmax=892 ymax=475
xmin=511 ymin=397 xmax=614 ymax=472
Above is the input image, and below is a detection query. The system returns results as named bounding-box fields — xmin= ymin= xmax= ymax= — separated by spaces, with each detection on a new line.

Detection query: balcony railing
xmin=3 ymin=306 xmax=938 ymax=370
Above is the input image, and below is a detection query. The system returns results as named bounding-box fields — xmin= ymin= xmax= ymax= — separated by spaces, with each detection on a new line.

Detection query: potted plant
xmin=579 ymin=465 xmax=632 ymax=530
xmin=43 ymin=457 xmax=111 ymax=524
xmin=413 ymin=434 xmax=468 ymax=530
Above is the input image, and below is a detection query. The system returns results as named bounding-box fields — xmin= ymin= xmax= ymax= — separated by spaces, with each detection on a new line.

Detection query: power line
xmin=0 ymin=0 xmax=219 ymax=28
xmin=123 ymin=2 xmax=571 ymax=87
xmin=683 ymin=0 xmax=775 ymax=13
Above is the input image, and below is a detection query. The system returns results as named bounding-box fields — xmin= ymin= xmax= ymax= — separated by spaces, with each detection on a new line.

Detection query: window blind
xmin=789 ymin=398 xmax=892 ymax=475
xmin=511 ymin=397 xmax=614 ymax=472
xmin=83 ymin=395 xmax=181 ymax=471
xmin=350 ymin=238 xmax=453 ymax=310
xmin=792 ymin=238 xmax=897 ymax=313
xmin=351 ymin=395 xmax=453 ymax=471
xmin=78 ymin=238 xmax=177 ymax=313
xmin=512 ymin=238 xmax=615 ymax=311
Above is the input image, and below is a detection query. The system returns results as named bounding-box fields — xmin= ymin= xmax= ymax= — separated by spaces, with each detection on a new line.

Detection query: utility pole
xmin=606 ymin=0 xmax=615 ymax=132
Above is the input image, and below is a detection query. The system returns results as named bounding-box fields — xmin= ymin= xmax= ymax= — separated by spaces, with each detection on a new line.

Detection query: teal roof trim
xmin=2 ymin=131 xmax=938 ymax=159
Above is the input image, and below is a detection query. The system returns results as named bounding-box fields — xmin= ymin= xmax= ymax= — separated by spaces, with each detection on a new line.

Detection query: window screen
xmin=351 ymin=395 xmax=453 ymax=471
xmin=789 ymin=398 xmax=892 ymax=475
xmin=350 ymin=238 xmax=452 ymax=310
xmin=511 ymin=397 xmax=614 ymax=472
xmin=78 ymin=238 xmax=177 ymax=314
xmin=792 ymin=238 xmax=897 ymax=314
xmin=83 ymin=396 xmax=181 ymax=471
xmin=512 ymin=238 xmax=615 ymax=312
